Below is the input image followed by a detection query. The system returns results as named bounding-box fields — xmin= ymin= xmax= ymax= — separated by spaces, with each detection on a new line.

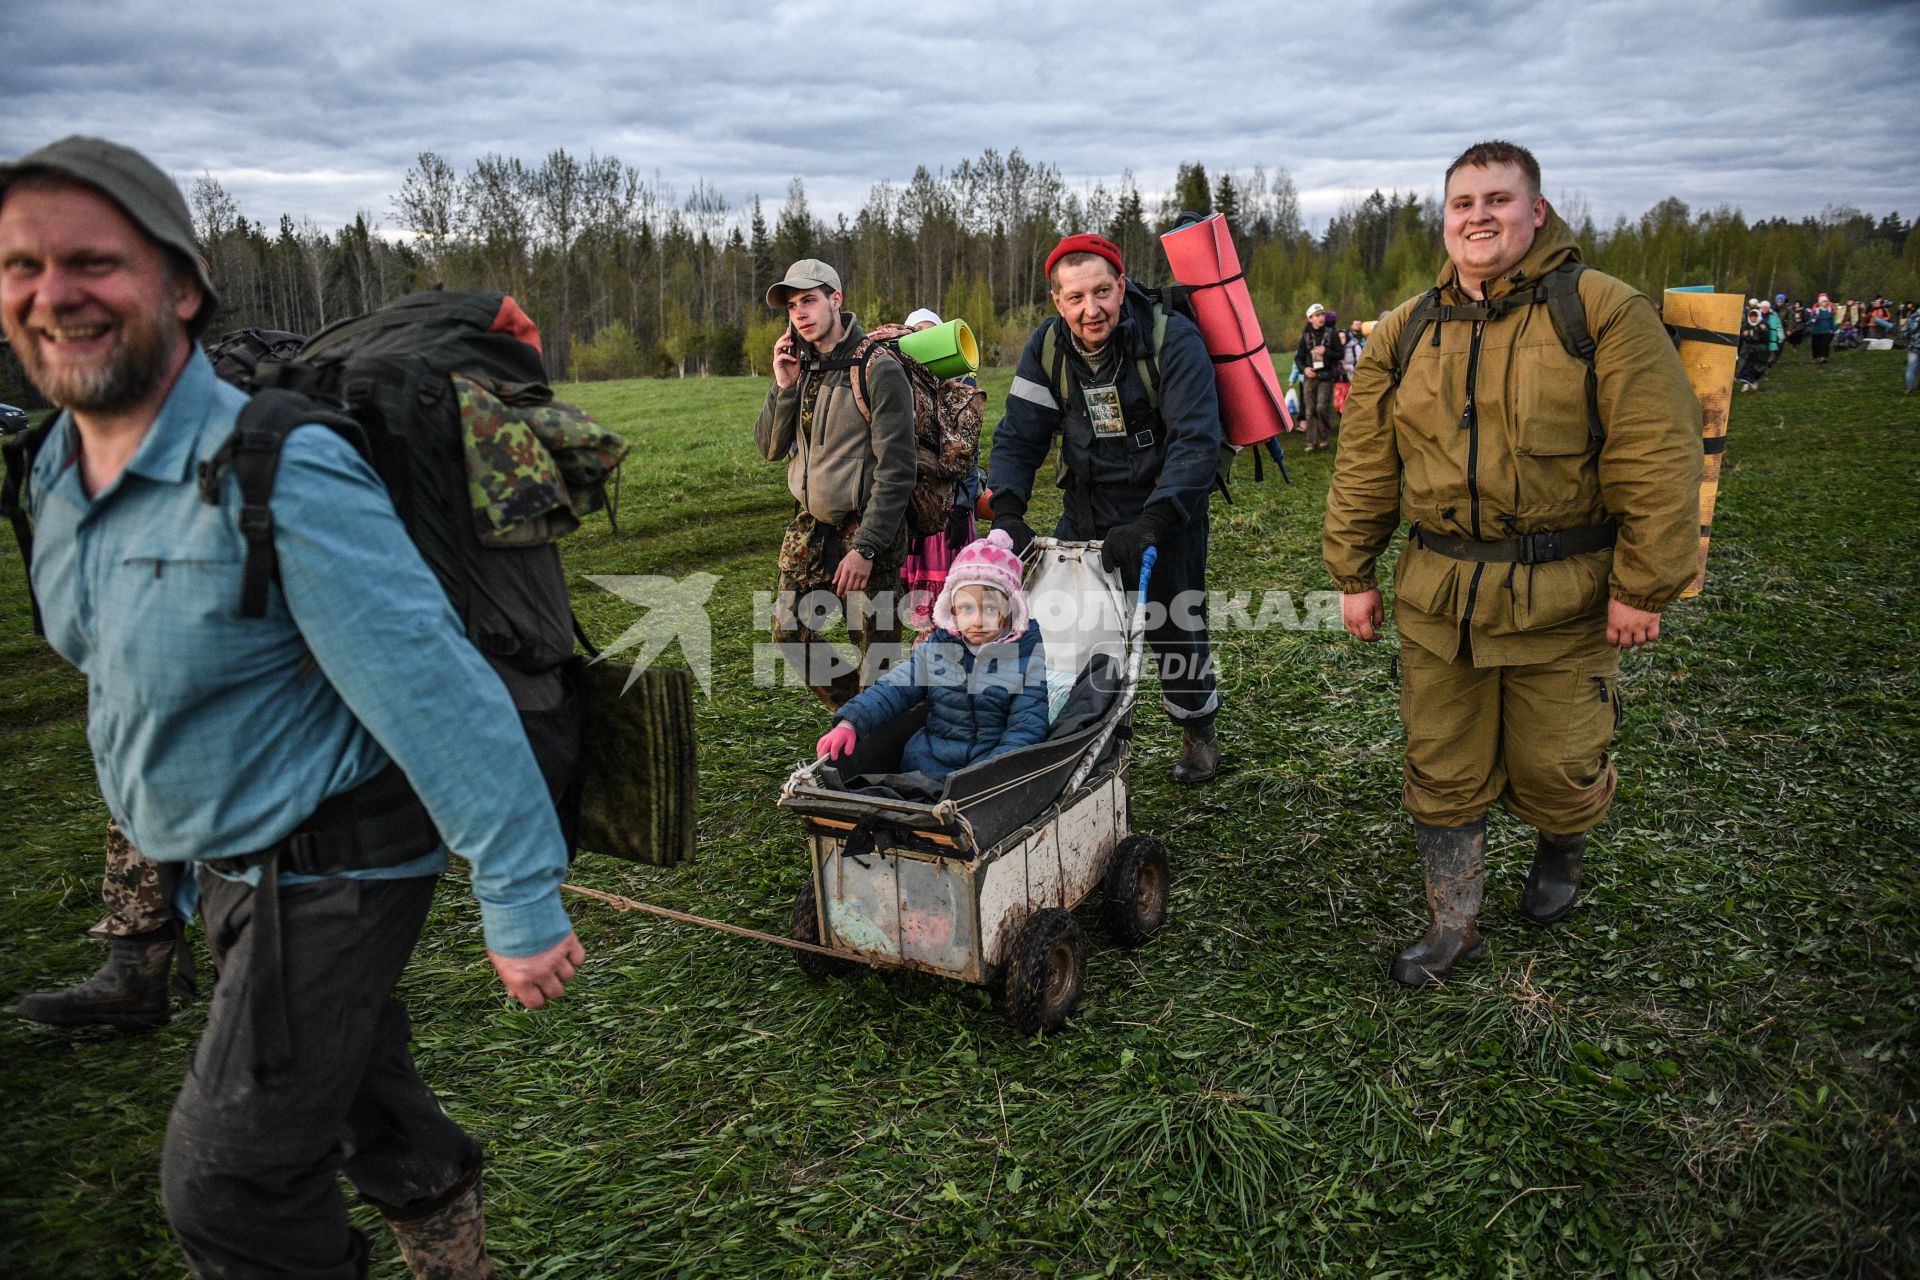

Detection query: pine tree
xmin=1172 ymin=163 xmax=1212 ymax=222
xmin=1106 ymin=178 xmax=1153 ymax=279
xmin=749 ymin=196 xmax=773 ymax=293
xmin=1212 ymin=172 xmax=1241 ymax=236
xmin=773 ymin=178 xmax=814 ymax=268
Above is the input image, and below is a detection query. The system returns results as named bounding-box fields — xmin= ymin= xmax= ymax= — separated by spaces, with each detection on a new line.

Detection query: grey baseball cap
xmin=0 ymin=136 xmax=220 ymax=335
xmin=765 ymin=258 xmax=842 ymax=308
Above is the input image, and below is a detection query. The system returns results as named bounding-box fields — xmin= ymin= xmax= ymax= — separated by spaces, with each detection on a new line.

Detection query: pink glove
xmin=816 ymin=722 xmax=858 ymax=760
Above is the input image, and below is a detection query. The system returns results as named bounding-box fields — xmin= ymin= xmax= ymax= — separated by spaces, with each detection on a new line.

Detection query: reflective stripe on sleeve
xmin=1009 ymin=375 xmax=1059 ymax=409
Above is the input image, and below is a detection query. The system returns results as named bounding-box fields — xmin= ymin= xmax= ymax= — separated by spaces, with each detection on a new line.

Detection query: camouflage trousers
xmin=87 ymin=820 xmax=181 ymax=940
xmin=772 ymin=512 xmax=907 ymax=710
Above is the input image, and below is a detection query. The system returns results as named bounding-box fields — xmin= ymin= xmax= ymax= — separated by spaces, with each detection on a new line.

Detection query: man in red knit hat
xmin=986 ymin=233 xmax=1226 ymax=782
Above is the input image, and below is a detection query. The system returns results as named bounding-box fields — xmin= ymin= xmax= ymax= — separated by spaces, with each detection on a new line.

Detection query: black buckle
xmin=1518 ymin=530 xmax=1560 ymax=565
xmin=282 ymin=830 xmax=326 ymax=875
xmin=237 ymin=505 xmax=274 ymax=541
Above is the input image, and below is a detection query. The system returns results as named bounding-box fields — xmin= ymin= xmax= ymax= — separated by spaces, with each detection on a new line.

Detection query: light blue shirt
xmin=28 ymin=351 xmax=571 ymax=957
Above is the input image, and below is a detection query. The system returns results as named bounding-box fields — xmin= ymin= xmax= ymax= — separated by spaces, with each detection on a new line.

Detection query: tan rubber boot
xmin=1520 ymin=830 xmax=1586 ymax=925
xmin=382 ymin=1165 xmax=499 ymax=1280
xmin=1172 ymin=723 xmax=1220 ymax=784
xmin=1390 ymin=819 xmax=1487 ymax=988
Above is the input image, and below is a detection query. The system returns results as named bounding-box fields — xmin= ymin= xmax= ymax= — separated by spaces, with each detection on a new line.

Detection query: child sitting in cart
xmin=817 ymin=530 xmax=1048 ymax=779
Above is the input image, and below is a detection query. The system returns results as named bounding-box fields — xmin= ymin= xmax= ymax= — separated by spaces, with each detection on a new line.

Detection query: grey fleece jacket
xmin=753 ymin=313 xmax=918 ymax=558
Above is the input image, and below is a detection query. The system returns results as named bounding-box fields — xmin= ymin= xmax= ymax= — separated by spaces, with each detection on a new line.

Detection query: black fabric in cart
xmin=822 ymin=653 xmax=1125 ymax=852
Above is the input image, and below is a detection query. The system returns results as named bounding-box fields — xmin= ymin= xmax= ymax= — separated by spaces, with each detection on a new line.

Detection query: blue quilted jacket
xmin=835 ymin=620 xmax=1049 ymax=778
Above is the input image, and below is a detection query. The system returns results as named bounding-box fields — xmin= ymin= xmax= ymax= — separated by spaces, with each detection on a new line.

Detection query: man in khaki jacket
xmin=1323 ymin=140 xmax=1702 ymax=987
xmin=755 ymin=259 xmax=918 ymax=708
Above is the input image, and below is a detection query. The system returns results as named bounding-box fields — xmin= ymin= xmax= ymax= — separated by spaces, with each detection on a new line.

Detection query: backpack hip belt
xmin=1414 ymin=521 xmax=1617 ymax=566
xmin=201 ymin=762 xmax=440 ymax=877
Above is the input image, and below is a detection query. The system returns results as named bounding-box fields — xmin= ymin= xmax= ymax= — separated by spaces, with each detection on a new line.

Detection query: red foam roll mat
xmin=1159 ymin=213 xmax=1292 ymax=445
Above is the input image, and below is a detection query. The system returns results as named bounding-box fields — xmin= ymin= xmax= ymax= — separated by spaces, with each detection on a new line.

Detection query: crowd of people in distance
xmin=1736 ymin=291 xmax=1919 ymax=393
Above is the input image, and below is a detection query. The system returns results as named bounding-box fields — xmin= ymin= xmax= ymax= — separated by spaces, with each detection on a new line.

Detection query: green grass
xmin=2 ymin=350 xmax=1917 ymax=1278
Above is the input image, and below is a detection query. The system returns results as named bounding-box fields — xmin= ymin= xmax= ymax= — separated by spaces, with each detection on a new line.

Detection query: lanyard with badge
xmin=1083 ymin=382 xmax=1127 ymax=438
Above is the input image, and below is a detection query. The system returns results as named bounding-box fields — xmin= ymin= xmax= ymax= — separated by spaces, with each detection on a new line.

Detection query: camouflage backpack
xmin=805 ymin=323 xmax=984 ymax=538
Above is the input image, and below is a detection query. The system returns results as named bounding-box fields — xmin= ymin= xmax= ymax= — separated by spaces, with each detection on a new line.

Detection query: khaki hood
xmin=1437 ymin=203 xmax=1582 ymax=301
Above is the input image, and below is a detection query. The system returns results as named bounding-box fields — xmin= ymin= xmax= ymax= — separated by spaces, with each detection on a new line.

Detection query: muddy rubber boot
xmin=383 ymin=1165 xmax=499 ymax=1280
xmin=17 ymin=925 xmax=177 ymax=1031
xmin=1520 ymin=829 xmax=1586 ymax=925
xmin=1390 ymin=819 xmax=1487 ymax=988
xmin=1172 ymin=723 xmax=1220 ymax=784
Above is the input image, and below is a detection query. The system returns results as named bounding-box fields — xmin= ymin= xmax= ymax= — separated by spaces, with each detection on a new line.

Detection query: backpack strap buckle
xmin=236 ymin=505 xmax=274 ymax=542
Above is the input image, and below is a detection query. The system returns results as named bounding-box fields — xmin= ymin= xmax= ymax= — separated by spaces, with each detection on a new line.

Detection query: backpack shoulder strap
xmin=1542 ymin=261 xmax=1596 ymax=363
xmin=811 ymin=336 xmax=888 ymax=424
xmin=1539 ymin=262 xmax=1605 ymax=444
xmin=1391 ymin=289 xmax=1445 ymax=387
xmin=1137 ymin=298 xmax=1171 ymax=412
xmin=199 ymin=388 xmax=369 ymax=619
xmin=2 ymin=420 xmax=56 ymax=635
xmin=1040 ymin=318 xmax=1070 ymax=408
xmin=848 ymin=339 xmax=899 ymax=424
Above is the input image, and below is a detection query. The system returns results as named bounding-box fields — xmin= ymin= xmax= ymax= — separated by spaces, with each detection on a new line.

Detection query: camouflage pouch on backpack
xmin=456 ymin=373 xmax=629 ymax=547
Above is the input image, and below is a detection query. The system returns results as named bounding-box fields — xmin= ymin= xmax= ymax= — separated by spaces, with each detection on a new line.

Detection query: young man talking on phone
xmin=754 ymin=259 xmax=918 ymax=709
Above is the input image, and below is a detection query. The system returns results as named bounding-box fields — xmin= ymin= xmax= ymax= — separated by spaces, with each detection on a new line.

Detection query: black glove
xmin=1100 ymin=502 xmax=1182 ymax=576
xmin=945 ymin=503 xmax=973 ymax=552
xmin=989 ymin=492 xmax=1036 ymax=555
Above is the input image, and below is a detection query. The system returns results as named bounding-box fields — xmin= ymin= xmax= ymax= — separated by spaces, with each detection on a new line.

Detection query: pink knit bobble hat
xmin=932 ymin=529 xmax=1030 ymax=637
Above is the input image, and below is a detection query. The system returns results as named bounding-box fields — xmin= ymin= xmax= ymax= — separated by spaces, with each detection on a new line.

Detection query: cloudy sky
xmin=4 ymin=0 xmax=1916 ymax=237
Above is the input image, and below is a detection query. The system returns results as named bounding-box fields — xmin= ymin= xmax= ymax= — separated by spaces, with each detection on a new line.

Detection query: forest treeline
xmin=8 ymin=146 xmax=1917 ymax=399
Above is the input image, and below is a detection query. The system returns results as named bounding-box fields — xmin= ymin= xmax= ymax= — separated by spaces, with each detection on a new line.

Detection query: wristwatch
xmin=849 ymin=546 xmax=873 ymax=561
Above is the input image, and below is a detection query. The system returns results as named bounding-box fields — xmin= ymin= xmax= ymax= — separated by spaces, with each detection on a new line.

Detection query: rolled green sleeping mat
xmin=896 ymin=318 xmax=979 ymax=378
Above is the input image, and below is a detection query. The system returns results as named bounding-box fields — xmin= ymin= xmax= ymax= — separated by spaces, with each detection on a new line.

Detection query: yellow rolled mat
xmin=1663 ymin=289 xmax=1743 ymax=599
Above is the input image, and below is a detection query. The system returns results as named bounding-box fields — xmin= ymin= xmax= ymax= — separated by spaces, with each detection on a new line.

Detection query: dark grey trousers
xmin=162 ymin=871 xmax=479 ymax=1279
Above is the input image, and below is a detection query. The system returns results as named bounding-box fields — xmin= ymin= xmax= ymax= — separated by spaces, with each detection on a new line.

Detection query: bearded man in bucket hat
xmin=985 ymin=233 xmax=1226 ymax=782
xmin=754 ymin=258 xmax=919 ymax=709
xmin=1 ymin=135 xmax=582 ymax=1278
xmin=4 ymin=136 xmax=226 ymax=1034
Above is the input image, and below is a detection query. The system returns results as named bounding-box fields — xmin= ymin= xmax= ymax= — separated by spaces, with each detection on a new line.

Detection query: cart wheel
xmin=1101 ymin=834 xmax=1172 ymax=947
xmin=789 ymin=876 xmax=853 ymax=983
xmin=1003 ymin=908 xmax=1086 ymax=1035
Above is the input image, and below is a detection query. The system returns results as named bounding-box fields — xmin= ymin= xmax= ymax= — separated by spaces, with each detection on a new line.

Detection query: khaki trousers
xmin=771 ymin=511 xmax=906 ymax=710
xmin=1399 ymin=627 xmax=1621 ymax=832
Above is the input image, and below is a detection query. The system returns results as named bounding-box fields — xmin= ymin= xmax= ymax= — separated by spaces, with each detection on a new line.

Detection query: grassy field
xmin=1 ymin=350 xmax=1916 ymax=1278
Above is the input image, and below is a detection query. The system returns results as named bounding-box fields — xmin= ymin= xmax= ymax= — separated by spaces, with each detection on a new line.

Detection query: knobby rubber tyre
xmin=1101 ymin=834 xmax=1172 ymax=947
xmin=789 ymin=875 xmax=854 ymax=983
xmin=1003 ymin=907 xmax=1086 ymax=1035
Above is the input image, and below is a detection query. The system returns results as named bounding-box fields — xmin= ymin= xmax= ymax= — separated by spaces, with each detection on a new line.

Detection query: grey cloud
xmin=2 ymin=0 xmax=1912 ymax=235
